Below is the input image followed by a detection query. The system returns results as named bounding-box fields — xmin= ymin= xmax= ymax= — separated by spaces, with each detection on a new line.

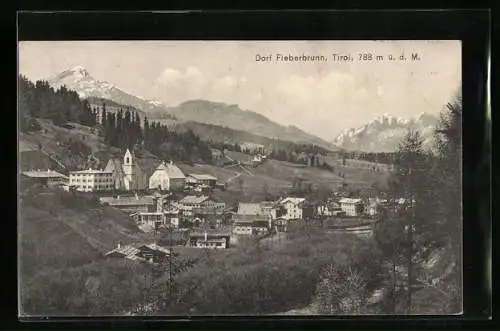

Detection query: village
xmin=21 ymin=144 xmax=412 ymax=266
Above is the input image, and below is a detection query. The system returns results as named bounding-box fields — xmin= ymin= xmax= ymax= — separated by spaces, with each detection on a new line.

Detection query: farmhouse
xmin=105 ymin=242 xmax=171 ymax=264
xmin=23 ymin=169 xmax=69 ymax=188
xmin=189 ymin=232 xmax=230 ymax=249
xmin=104 ymin=149 xmax=148 ymax=191
xmin=148 ymin=161 xmax=186 ymax=191
xmin=186 ymin=173 xmax=218 ymax=188
xmin=69 ymin=168 xmax=113 ymax=192
xmin=339 ymin=198 xmax=364 ymax=217
xmin=279 ymin=197 xmax=306 ymax=220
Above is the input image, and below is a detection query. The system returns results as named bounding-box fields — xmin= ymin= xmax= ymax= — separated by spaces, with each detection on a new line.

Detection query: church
xmin=105 ymin=149 xmax=148 ymax=191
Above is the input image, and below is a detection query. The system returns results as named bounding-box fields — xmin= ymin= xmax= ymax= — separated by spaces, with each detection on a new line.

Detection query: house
xmin=317 ymin=200 xmax=342 ymax=217
xmin=186 ymin=173 xmax=218 ymax=188
xmin=104 ymin=149 xmax=148 ymax=191
xmin=258 ymin=201 xmax=277 ymax=220
xmin=178 ymin=195 xmax=210 ymax=216
xmin=148 ymin=161 xmax=186 ymax=191
xmin=233 ymin=202 xmax=272 ymax=235
xmin=178 ymin=195 xmax=225 ymax=216
xmin=22 ymin=169 xmax=69 ymax=188
xmin=131 ymin=211 xmax=167 ymax=231
xmin=211 ymin=148 xmax=224 ymax=165
xmin=99 ymin=194 xmax=155 ymax=213
xmin=232 ymin=216 xmax=270 ymax=235
xmin=237 ymin=202 xmax=275 ymax=222
xmin=69 ymin=168 xmax=113 ymax=192
xmin=189 ymin=231 xmax=231 ymax=249
xmin=279 ymin=197 xmax=306 ymax=220
xmin=240 ymin=142 xmax=265 ymax=154
xmin=163 ymin=205 xmax=180 ymax=228
xmin=105 ymin=242 xmax=171 ymax=264
xmin=367 ymin=198 xmax=388 ymax=217
xmin=339 ymin=198 xmax=364 ymax=217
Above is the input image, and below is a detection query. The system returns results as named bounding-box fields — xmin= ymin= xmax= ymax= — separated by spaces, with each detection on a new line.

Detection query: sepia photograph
xmin=18 ymin=40 xmax=462 ymax=317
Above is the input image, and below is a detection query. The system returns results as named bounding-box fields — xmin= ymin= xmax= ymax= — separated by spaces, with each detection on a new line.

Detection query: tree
xmin=315 ymin=264 xmax=368 ymax=314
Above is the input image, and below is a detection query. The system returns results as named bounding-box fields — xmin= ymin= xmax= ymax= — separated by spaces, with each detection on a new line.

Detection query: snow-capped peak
xmin=333 ymin=112 xmax=439 ymax=152
xmin=69 ymin=65 xmax=90 ymax=78
xmin=45 ymin=66 xmax=171 ymax=116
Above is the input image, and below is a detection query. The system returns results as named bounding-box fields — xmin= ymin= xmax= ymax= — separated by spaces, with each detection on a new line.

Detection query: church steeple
xmin=124 ymin=148 xmax=135 ymax=166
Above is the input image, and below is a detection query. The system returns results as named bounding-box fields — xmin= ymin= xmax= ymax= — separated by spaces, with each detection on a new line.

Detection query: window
xmin=126 ymin=157 xmax=130 ymax=164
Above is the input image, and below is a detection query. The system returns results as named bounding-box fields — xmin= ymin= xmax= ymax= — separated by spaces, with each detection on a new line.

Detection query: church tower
xmin=122 ymin=148 xmax=137 ymax=190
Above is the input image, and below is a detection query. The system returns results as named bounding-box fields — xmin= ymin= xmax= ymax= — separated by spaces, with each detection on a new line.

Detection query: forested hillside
xmin=19 ymin=75 xmax=213 ymax=165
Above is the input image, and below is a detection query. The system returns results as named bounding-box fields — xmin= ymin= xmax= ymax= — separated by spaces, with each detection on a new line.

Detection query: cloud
xmin=153 ymin=66 xmax=206 ymax=105
xmin=212 ymin=74 xmax=246 ymax=91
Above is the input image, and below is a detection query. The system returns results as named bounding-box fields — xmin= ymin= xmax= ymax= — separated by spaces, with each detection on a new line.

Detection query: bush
xmin=157 ymin=231 xmax=383 ymax=315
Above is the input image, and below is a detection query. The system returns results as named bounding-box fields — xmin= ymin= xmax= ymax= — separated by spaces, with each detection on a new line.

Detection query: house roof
xmin=190 ymin=231 xmax=231 ymax=238
xmin=339 ymin=198 xmax=363 ymax=204
xmin=69 ymin=168 xmax=112 ymax=175
xmin=280 ymin=197 xmax=306 ymax=205
xmin=22 ymin=170 xmax=68 ymax=179
xmin=188 ymin=173 xmax=218 ymax=181
xmin=259 ymin=201 xmax=276 ymax=209
xmin=234 ymin=214 xmax=270 ymax=223
xmin=180 ymin=195 xmax=210 ymax=205
xmin=153 ymin=161 xmax=186 ymax=179
xmin=237 ymin=203 xmax=263 ymax=215
xmin=100 ymin=196 xmax=154 ymax=206
xmin=105 ymin=244 xmax=142 ymax=260
xmin=211 ymin=149 xmax=222 ymax=156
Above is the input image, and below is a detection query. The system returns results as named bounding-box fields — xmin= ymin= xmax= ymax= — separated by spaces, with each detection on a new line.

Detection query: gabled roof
xmin=22 ymin=170 xmax=68 ymax=179
xmin=188 ymin=173 xmax=218 ymax=181
xmin=234 ymin=214 xmax=270 ymax=223
xmin=70 ymin=168 xmax=112 ymax=175
xmin=152 ymin=161 xmax=186 ymax=179
xmin=100 ymin=196 xmax=154 ymax=206
xmin=180 ymin=195 xmax=210 ymax=205
xmin=280 ymin=197 xmax=306 ymax=205
xmin=237 ymin=203 xmax=263 ymax=215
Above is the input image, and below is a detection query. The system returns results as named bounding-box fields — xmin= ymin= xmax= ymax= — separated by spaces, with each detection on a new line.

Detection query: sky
xmin=18 ymin=40 xmax=461 ymax=140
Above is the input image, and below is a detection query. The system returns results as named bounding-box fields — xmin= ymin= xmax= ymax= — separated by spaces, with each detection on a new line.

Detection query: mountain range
xmin=46 ymin=66 xmax=337 ymax=150
xmin=333 ymin=113 xmax=439 ymax=153
xmin=48 ymin=66 xmax=168 ymax=115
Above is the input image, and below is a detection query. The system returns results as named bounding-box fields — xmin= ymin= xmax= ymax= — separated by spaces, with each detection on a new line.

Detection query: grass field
xmin=19 ymin=119 xmax=122 ymax=172
xmin=19 ymin=182 xmax=149 ymax=280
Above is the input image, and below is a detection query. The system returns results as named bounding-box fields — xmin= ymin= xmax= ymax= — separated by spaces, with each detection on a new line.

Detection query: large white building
xmin=339 ymin=198 xmax=364 ymax=217
xmin=148 ymin=161 xmax=186 ymax=191
xmin=105 ymin=149 xmax=148 ymax=191
xmin=69 ymin=168 xmax=114 ymax=192
xmin=279 ymin=197 xmax=306 ymax=220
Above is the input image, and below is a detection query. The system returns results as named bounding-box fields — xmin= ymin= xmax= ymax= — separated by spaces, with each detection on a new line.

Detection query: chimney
xmin=204 ymin=232 xmax=207 ymax=242
xmin=117 ymin=241 xmax=122 ymax=249
xmin=135 ymin=193 xmax=139 ymax=200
